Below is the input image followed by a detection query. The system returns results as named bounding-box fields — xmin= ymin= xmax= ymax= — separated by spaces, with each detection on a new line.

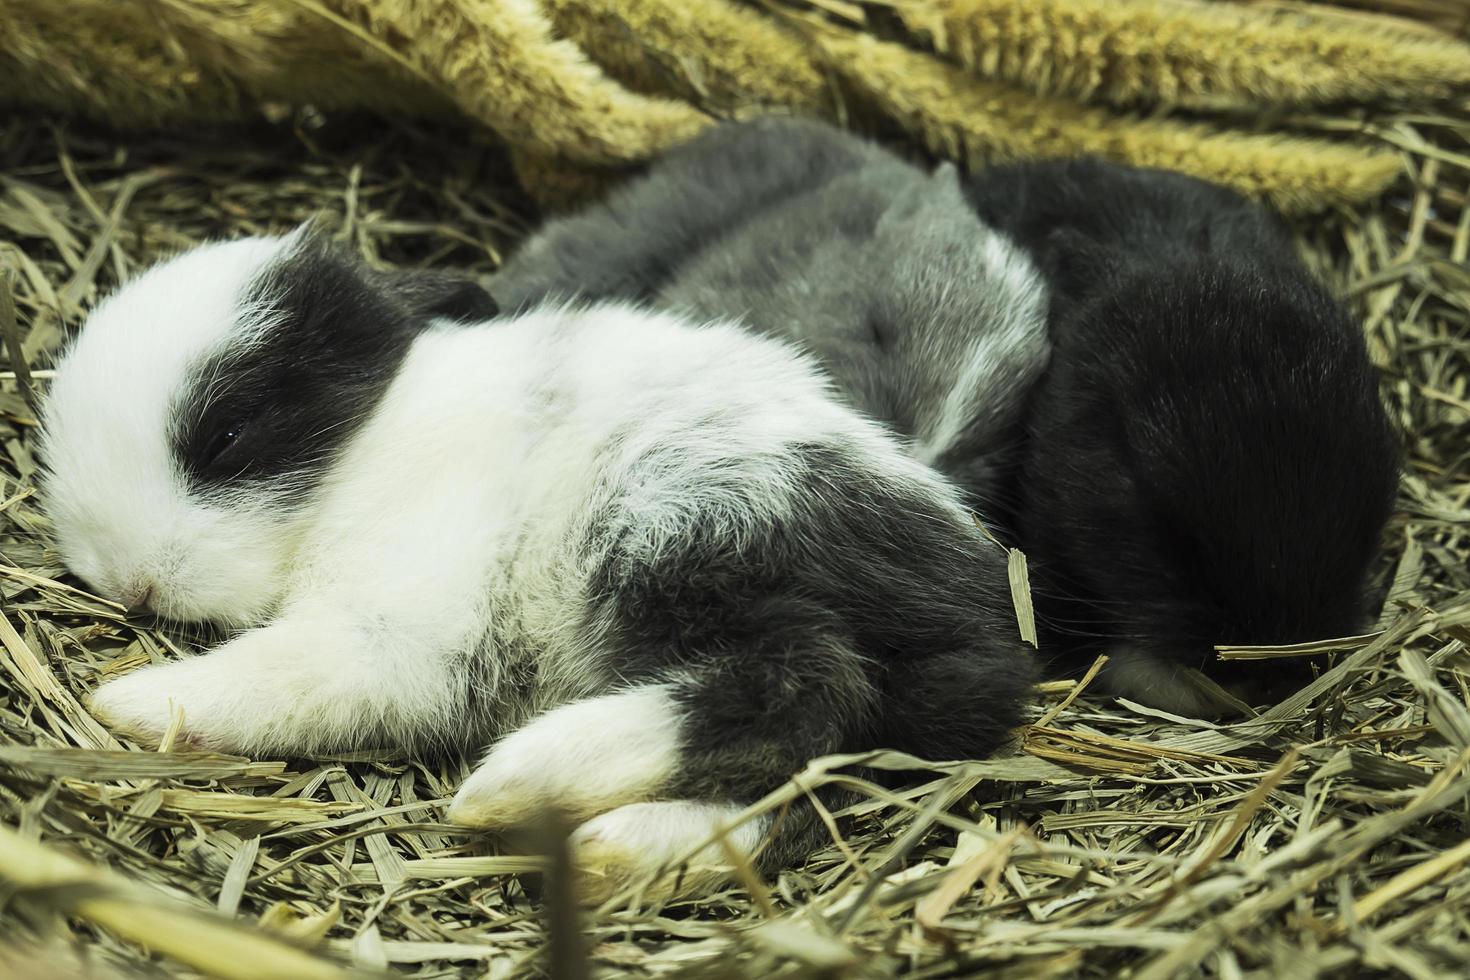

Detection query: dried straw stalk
xmin=808 ymin=26 xmax=1404 ymax=214
xmin=891 ymin=0 xmax=1470 ymax=110
xmin=1 ymin=2 xmax=1468 ymax=976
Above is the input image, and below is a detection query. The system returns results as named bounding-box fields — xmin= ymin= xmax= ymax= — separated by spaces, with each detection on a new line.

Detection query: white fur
xmin=447 ymin=685 xmax=683 ymax=827
xmin=42 ymin=235 xmax=306 ymax=624
xmin=570 ymin=801 xmax=770 ymax=902
xmin=87 ymin=600 xmax=471 ymax=752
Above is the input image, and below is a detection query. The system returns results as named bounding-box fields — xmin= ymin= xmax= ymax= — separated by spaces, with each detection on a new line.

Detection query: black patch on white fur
xmin=173 ymin=238 xmax=495 ymax=489
xmin=583 ymin=441 xmax=1035 ymax=803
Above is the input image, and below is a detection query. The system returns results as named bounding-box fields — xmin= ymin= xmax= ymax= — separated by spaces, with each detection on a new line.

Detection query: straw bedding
xmin=1 ymin=1 xmax=1469 ymax=977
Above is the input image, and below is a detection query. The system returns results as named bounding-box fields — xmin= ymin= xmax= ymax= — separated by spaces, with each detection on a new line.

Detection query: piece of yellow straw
xmin=0 ymin=822 xmax=354 ymax=980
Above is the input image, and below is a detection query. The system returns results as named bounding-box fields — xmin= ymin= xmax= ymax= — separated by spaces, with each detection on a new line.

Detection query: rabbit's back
xmin=333 ymin=303 xmax=1028 ymax=748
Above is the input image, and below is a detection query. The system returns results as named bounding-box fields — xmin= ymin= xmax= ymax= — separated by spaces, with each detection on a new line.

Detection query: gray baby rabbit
xmin=492 ymin=117 xmax=1051 ymax=510
xmin=498 ymin=118 xmax=1401 ymax=716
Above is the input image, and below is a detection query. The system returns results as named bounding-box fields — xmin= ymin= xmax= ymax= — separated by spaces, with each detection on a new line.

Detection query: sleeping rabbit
xmin=492 ymin=116 xmax=1051 ymax=512
xmin=965 ymin=158 xmax=1402 ymax=714
xmin=39 ymin=226 xmax=1034 ymax=899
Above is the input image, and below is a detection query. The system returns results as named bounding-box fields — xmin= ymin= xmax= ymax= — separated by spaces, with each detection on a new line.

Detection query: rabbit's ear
xmin=371 ymin=267 xmax=500 ymax=324
xmin=284 ymin=212 xmax=341 ymax=248
xmin=875 ymin=177 xmax=939 ymax=233
xmin=930 ymin=160 xmax=964 ymax=194
xmin=280 ymin=216 xmax=498 ymax=324
xmin=876 ymin=163 xmax=970 ymax=235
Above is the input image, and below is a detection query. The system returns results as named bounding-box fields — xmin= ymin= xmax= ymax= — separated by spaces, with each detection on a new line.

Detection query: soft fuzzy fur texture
xmin=0 ymin=0 xmax=1442 ymax=212
xmin=492 ymin=117 xmax=1051 ymax=512
xmin=966 ymin=157 xmax=1402 ymax=713
xmin=894 ymin=0 xmax=1470 ymax=110
xmin=499 ymin=120 xmax=1400 ymax=715
xmin=40 ymin=228 xmax=1034 ymax=898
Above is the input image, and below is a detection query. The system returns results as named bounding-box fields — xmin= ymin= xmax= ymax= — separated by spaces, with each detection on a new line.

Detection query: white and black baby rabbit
xmin=964 ymin=158 xmax=1402 ymax=714
xmin=39 ymin=225 xmax=1034 ymax=898
xmin=492 ymin=117 xmax=1051 ymax=511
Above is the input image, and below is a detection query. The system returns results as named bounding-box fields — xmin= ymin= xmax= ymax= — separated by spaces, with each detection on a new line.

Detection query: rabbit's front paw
xmin=447 ymin=685 xmax=682 ymax=828
xmin=568 ymin=800 xmax=767 ymax=904
xmin=86 ymin=615 xmax=378 ymax=756
xmin=89 ymin=659 xmax=223 ymax=749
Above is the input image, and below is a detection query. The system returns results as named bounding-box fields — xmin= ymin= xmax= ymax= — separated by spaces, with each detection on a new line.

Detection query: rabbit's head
xmin=40 ymin=227 xmax=495 ymax=624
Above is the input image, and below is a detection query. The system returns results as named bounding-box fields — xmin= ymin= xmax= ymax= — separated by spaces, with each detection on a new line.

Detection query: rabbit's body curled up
xmin=40 ymin=229 xmax=1034 ymax=898
xmin=965 ymin=159 xmax=1401 ymax=713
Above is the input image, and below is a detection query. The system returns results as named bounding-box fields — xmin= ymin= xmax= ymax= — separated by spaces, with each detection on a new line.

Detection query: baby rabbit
xmin=492 ymin=117 xmax=1051 ymax=511
xmin=965 ymin=158 xmax=1401 ymax=714
xmin=40 ymin=226 xmax=1034 ymax=898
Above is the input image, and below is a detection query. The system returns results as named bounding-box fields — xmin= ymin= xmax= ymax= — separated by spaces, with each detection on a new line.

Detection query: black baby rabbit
xmin=498 ymin=117 xmax=1400 ymax=715
xmin=966 ymin=158 xmax=1402 ymax=713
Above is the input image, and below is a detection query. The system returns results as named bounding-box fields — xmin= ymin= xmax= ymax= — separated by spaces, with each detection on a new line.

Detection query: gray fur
xmin=492 ymin=117 xmax=1051 ymax=510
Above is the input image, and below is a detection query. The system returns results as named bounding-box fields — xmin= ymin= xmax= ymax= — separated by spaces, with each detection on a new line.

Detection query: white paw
xmin=446 ymin=685 xmax=683 ymax=828
xmin=89 ymin=659 xmax=215 ymax=749
xmin=88 ymin=621 xmax=338 ymax=755
xmin=568 ymin=801 xmax=768 ymax=903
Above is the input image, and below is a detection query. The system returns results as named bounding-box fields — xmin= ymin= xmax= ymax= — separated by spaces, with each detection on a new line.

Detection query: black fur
xmin=585 ymin=441 xmax=1035 ymax=855
xmin=966 ymin=159 xmax=1401 ymax=700
xmin=173 ymin=235 xmax=496 ymax=489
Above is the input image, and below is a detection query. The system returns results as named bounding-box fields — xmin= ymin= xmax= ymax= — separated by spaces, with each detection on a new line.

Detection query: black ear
xmin=372 ymin=268 xmax=500 ymax=323
xmin=1041 ymin=226 xmax=1112 ymax=301
xmin=414 ymin=274 xmax=500 ymax=323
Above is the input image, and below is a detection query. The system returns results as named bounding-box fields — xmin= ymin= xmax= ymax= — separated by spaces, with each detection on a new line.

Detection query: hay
xmin=0 ymin=0 xmax=709 ymax=164
xmin=802 ymin=24 xmax=1404 ymax=215
xmin=0 ymin=0 xmax=1457 ymax=212
xmin=1 ymin=6 xmax=1469 ymax=980
xmin=541 ymin=0 xmax=832 ymax=114
xmin=889 ymin=0 xmax=1470 ymax=110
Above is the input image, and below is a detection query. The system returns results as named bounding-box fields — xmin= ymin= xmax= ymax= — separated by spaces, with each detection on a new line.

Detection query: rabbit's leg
xmin=88 ymin=492 xmax=490 ymax=755
xmin=491 ymin=117 xmax=881 ymax=308
xmin=567 ymin=800 xmax=771 ymax=902
xmin=562 ymin=789 xmax=857 ymax=903
xmin=562 ymin=650 xmax=1040 ymax=903
xmin=448 ymin=601 xmax=878 ymax=897
xmin=446 ymin=684 xmax=686 ymax=828
xmin=87 ymin=601 xmax=475 ymax=755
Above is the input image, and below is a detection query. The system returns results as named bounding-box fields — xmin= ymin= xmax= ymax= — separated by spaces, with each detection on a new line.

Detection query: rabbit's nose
xmin=120 ymin=583 xmax=156 ymax=615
